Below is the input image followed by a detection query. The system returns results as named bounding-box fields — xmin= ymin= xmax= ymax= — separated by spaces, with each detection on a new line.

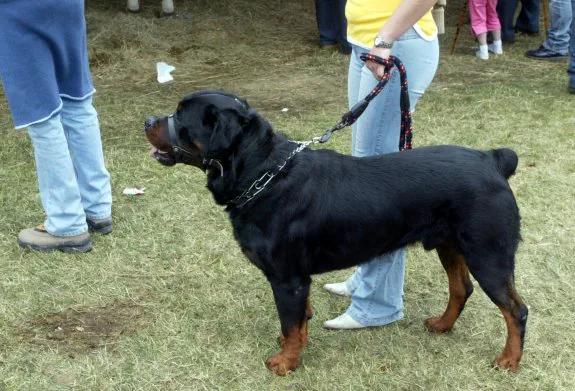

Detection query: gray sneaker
xmin=86 ymin=216 xmax=113 ymax=234
xmin=18 ymin=224 xmax=92 ymax=253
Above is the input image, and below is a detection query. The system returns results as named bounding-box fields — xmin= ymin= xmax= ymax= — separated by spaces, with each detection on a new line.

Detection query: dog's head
xmin=144 ymin=90 xmax=252 ymax=170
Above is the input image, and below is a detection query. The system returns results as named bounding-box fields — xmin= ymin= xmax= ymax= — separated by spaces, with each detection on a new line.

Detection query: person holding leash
xmin=323 ymin=0 xmax=439 ymax=329
xmin=0 ymin=0 xmax=112 ymax=252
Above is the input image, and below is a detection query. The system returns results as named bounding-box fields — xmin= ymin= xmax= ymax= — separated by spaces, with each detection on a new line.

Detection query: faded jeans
xmin=543 ymin=0 xmax=572 ymax=55
xmin=345 ymin=28 xmax=439 ymax=326
xmin=27 ymin=96 xmax=112 ymax=236
xmin=569 ymin=0 xmax=575 ymax=85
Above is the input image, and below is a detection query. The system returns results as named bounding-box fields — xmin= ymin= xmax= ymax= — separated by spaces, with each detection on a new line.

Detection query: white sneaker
xmin=323 ymin=282 xmax=352 ymax=297
xmin=323 ymin=313 xmax=365 ymax=329
xmin=162 ymin=0 xmax=174 ymax=14
xmin=488 ymin=43 xmax=503 ymax=54
xmin=127 ymin=0 xmax=140 ymax=12
xmin=476 ymin=48 xmax=489 ymax=60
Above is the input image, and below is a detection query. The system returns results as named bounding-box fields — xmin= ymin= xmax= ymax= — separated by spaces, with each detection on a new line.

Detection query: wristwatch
xmin=374 ymin=34 xmax=393 ymax=49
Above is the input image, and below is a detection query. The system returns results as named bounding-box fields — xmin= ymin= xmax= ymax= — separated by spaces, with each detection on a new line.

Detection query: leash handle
xmin=359 ymin=53 xmax=395 ymax=102
xmin=360 ymin=54 xmax=413 ymax=151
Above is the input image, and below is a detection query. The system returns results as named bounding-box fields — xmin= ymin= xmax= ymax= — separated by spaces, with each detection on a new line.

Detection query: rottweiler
xmin=144 ymin=90 xmax=528 ymax=376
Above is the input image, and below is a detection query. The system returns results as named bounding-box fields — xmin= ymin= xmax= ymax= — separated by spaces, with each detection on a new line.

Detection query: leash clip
xmin=313 ymin=121 xmax=347 ymax=144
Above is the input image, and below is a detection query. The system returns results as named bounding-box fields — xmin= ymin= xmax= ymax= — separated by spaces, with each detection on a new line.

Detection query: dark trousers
xmin=315 ymin=0 xmax=350 ymax=52
xmin=497 ymin=0 xmax=540 ymax=42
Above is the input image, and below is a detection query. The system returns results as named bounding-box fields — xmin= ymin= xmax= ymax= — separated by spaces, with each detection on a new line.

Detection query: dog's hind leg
xmin=494 ymin=284 xmax=527 ymax=372
xmin=266 ymin=278 xmax=311 ymax=376
xmin=467 ymin=259 xmax=528 ymax=372
xmin=425 ymin=244 xmax=474 ymax=333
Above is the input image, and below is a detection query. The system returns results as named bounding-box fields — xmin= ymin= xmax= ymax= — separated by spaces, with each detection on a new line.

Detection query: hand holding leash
xmin=314 ymin=53 xmax=413 ymax=151
xmin=365 ymin=47 xmax=392 ymax=80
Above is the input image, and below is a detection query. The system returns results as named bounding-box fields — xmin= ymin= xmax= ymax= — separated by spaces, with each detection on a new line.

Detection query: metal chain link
xmin=229 ymin=141 xmax=310 ymax=208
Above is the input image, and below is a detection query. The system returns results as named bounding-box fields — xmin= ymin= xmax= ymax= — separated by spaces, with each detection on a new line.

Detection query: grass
xmin=1 ymin=0 xmax=574 ymax=389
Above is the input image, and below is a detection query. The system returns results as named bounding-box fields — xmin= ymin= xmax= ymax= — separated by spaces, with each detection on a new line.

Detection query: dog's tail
xmin=490 ymin=148 xmax=518 ymax=179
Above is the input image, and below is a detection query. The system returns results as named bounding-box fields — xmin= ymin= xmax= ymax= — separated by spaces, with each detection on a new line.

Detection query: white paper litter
xmin=281 ymin=108 xmax=289 ymax=112
xmin=123 ymin=187 xmax=146 ymax=195
xmin=156 ymin=62 xmax=176 ymax=83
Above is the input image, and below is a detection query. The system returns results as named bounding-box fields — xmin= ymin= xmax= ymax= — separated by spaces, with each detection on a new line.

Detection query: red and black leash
xmin=228 ymin=55 xmax=413 ymax=208
xmin=313 ymin=54 xmax=413 ymax=152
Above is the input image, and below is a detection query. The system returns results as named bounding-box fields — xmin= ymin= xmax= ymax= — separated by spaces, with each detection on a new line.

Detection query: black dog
xmin=144 ymin=90 xmax=528 ymax=376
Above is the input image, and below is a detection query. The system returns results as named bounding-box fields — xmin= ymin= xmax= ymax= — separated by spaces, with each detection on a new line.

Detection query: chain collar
xmin=227 ymin=141 xmax=310 ymax=209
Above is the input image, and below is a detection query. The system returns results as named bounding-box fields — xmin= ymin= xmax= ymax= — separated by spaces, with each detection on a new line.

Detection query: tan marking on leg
xmin=493 ymin=280 xmax=526 ymax=372
xmin=493 ymin=307 xmax=522 ymax=372
xmin=426 ymin=245 xmax=472 ymax=333
xmin=266 ymin=324 xmax=306 ymax=376
xmin=306 ymin=294 xmax=313 ymax=319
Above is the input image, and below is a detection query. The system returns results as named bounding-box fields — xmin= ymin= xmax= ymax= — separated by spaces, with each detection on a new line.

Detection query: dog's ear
xmin=204 ymin=105 xmax=246 ymax=159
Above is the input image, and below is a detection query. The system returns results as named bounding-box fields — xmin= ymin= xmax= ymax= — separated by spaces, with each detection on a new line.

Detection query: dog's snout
xmin=144 ymin=116 xmax=158 ymax=132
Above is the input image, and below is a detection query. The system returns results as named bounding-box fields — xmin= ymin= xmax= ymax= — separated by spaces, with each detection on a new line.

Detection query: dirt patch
xmin=16 ymin=301 xmax=150 ymax=356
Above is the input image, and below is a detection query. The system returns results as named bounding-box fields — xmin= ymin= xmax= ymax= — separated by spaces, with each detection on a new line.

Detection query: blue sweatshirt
xmin=0 ymin=0 xmax=94 ymax=128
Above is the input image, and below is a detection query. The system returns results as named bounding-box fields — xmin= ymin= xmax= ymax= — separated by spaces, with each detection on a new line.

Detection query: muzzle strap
xmin=167 ymin=114 xmax=198 ymax=164
xmin=167 ymin=113 xmax=225 ymax=176
xmin=167 ymin=114 xmax=179 ymax=152
xmin=202 ymin=158 xmax=224 ymax=177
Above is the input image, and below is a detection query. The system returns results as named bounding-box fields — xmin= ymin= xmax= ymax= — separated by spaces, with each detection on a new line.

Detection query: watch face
xmin=374 ymin=35 xmax=390 ymax=48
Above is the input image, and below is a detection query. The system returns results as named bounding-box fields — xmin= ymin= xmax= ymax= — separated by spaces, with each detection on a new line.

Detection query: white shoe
xmin=475 ymin=49 xmax=489 ymax=60
xmin=127 ymin=0 xmax=140 ymax=12
xmin=162 ymin=0 xmax=174 ymax=14
xmin=323 ymin=282 xmax=352 ymax=297
xmin=488 ymin=43 xmax=503 ymax=54
xmin=323 ymin=313 xmax=365 ymax=329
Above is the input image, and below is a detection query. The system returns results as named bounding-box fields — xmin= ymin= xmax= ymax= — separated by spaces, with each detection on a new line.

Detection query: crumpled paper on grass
xmin=156 ymin=62 xmax=175 ymax=83
xmin=123 ymin=187 xmax=145 ymax=195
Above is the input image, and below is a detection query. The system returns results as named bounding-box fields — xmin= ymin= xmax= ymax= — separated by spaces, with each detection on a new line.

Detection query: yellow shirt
xmin=346 ymin=0 xmax=438 ymax=49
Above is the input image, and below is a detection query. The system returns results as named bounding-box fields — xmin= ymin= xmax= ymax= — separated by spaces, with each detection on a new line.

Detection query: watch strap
xmin=374 ymin=35 xmax=393 ymax=49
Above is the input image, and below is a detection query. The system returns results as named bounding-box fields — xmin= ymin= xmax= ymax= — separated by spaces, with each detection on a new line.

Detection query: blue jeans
xmin=542 ymin=0 xmax=572 ymax=54
xmin=27 ymin=96 xmax=112 ymax=236
xmin=569 ymin=0 xmax=575 ymax=86
xmin=344 ymin=29 xmax=439 ymax=326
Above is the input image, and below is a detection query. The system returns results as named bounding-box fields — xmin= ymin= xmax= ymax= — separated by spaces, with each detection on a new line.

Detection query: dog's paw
xmin=492 ymin=352 xmax=519 ymax=372
xmin=266 ymin=353 xmax=297 ymax=376
xmin=424 ymin=316 xmax=453 ymax=333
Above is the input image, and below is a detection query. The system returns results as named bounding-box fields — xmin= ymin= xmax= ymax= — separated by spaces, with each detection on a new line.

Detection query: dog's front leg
xmin=266 ymin=278 xmax=311 ymax=376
